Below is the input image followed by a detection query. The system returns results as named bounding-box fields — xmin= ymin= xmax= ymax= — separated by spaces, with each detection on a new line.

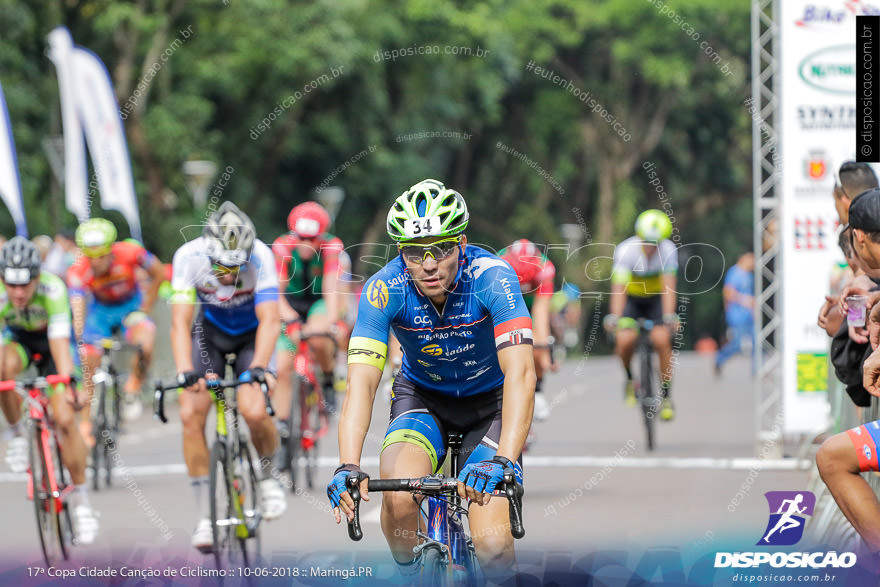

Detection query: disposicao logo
xmin=758 ymin=491 xmax=815 ymax=546
xmin=714 ymin=490 xmax=857 ymax=570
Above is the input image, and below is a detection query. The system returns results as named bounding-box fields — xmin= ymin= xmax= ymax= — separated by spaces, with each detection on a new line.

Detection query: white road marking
xmin=0 ymin=455 xmax=810 ymax=483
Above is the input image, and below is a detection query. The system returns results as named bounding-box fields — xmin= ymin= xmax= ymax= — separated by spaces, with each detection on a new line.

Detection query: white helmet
xmin=203 ymin=202 xmax=256 ymax=266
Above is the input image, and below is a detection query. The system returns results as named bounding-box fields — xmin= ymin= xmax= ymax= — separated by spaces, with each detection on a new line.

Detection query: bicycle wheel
xmin=287 ymin=377 xmax=302 ymax=493
xmin=639 ymin=346 xmax=656 ymax=451
xmin=91 ymin=380 xmax=106 ymax=491
xmin=52 ymin=433 xmax=73 ymax=557
xmin=29 ymin=425 xmax=64 ymax=566
xmin=421 ymin=547 xmax=451 ymax=587
xmin=302 ymin=380 xmax=321 ymax=490
xmin=104 ymin=377 xmax=120 ymax=488
xmin=232 ymin=441 xmax=261 ymax=567
xmin=208 ymin=441 xmax=234 ymax=569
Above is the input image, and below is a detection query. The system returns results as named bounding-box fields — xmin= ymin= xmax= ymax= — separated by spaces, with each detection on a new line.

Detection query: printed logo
xmin=367 ymin=279 xmax=389 ymax=309
xmin=421 ymin=344 xmax=443 ymax=356
xmin=803 ymin=149 xmax=829 ymax=181
xmin=758 ymin=491 xmax=816 ymax=546
xmin=798 ymin=45 xmax=855 ymax=95
xmin=795 ymin=3 xmax=880 ymax=28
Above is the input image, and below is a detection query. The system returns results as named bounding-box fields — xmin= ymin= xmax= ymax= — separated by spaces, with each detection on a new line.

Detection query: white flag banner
xmin=0 ymin=82 xmax=27 ymax=237
xmin=71 ymin=47 xmax=142 ymax=241
xmin=47 ymin=27 xmax=88 ymax=223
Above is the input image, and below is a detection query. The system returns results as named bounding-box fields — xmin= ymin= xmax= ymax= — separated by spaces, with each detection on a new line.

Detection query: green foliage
xmin=0 ymin=0 xmax=752 ymax=347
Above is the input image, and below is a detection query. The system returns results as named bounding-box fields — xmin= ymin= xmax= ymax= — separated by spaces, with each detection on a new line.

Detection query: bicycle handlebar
xmin=0 ymin=373 xmax=75 ymax=392
xmin=153 ymin=374 xmax=275 ymax=424
xmin=344 ymin=473 xmax=525 ymax=542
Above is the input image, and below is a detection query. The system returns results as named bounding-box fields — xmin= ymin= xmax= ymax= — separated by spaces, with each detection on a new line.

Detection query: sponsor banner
xmin=0 ymin=82 xmax=27 ymax=236
xmin=71 ymin=47 xmax=142 ymax=241
xmin=48 ymin=26 xmax=142 ymax=241
xmin=47 ymin=26 xmax=89 ymax=223
xmin=778 ymin=1 xmax=880 ymax=433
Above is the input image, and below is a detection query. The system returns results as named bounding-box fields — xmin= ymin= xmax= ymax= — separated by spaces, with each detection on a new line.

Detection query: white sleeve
xmin=253 ymin=240 xmax=280 ymax=294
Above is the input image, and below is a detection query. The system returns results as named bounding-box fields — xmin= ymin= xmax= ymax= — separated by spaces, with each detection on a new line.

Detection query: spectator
xmin=834 ymin=161 xmax=879 ymax=224
xmin=715 ymin=252 xmax=755 ymax=375
xmin=42 ymin=230 xmax=77 ymax=278
xmin=31 ymin=234 xmax=52 ymax=262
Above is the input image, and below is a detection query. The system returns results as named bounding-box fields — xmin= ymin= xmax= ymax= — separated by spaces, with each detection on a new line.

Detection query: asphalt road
xmin=0 ymin=352 xmax=831 ymax=585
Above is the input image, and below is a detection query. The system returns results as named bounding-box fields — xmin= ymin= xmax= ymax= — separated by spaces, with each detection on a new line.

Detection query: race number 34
xmin=404 ymin=216 xmax=442 ymax=238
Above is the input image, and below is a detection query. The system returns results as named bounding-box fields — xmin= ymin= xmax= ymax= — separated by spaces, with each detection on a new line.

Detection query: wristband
xmin=491 ymin=455 xmax=514 ymax=469
xmin=334 ymin=463 xmax=363 ymax=475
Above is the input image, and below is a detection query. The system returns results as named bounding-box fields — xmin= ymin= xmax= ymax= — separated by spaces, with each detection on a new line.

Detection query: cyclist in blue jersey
xmin=169 ymin=202 xmax=287 ymax=552
xmin=326 ymin=179 xmax=535 ymax=582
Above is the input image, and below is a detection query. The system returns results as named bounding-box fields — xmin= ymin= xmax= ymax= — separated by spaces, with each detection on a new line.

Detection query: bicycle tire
xmin=303 ymin=380 xmax=320 ymax=490
xmin=234 ymin=441 xmax=261 ymax=567
xmin=421 ymin=546 xmax=450 ymax=587
xmin=52 ymin=432 xmax=73 ymax=558
xmin=30 ymin=425 xmax=64 ymax=566
xmin=91 ymin=380 xmax=106 ymax=491
xmin=105 ymin=376 xmax=120 ymax=488
xmin=640 ymin=346 xmax=656 ymax=451
xmin=287 ymin=376 xmax=302 ymax=493
xmin=209 ymin=441 xmax=234 ymax=569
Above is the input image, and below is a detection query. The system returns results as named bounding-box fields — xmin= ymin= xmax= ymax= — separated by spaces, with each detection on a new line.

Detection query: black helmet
xmin=0 ymin=236 xmax=41 ymax=285
xmin=202 ymin=202 xmax=256 ymax=266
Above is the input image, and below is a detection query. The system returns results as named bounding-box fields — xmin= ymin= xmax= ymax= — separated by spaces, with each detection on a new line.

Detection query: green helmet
xmin=635 ymin=209 xmax=673 ymax=243
xmin=76 ymin=218 xmax=117 ymax=257
xmin=386 ymin=179 xmax=469 ymax=242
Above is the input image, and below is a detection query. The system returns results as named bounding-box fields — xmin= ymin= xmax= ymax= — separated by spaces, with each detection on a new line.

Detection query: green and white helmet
xmin=386 ymin=179 xmax=469 ymax=242
xmin=635 ymin=209 xmax=673 ymax=243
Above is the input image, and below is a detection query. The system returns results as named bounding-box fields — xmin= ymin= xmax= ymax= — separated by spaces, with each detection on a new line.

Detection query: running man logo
xmin=758 ymin=491 xmax=816 ymax=546
xmin=421 ymin=344 xmax=443 ymax=356
xmin=367 ymin=279 xmax=389 ymax=309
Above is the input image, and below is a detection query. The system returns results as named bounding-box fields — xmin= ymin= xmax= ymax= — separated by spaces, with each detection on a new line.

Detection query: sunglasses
xmin=399 ymin=237 xmax=461 ymax=265
xmin=212 ymin=262 xmax=241 ymax=276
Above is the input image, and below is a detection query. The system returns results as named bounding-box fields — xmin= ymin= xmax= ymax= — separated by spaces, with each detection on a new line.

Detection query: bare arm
xmin=140 ymin=260 xmax=165 ymax=314
xmin=171 ymin=302 xmax=196 ymax=373
xmin=48 ymin=337 xmax=74 ymax=377
xmin=662 ymin=273 xmax=677 ymax=317
xmin=70 ymin=295 xmax=86 ymax=342
xmin=338 ymin=362 xmax=382 ymax=466
xmin=495 ymin=344 xmax=536 ymax=462
xmin=251 ymin=300 xmax=281 ymax=369
xmin=609 ymin=282 xmax=626 ymax=317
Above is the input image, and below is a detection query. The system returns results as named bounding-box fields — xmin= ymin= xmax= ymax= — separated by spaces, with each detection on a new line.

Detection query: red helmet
xmin=287 ymin=201 xmax=330 ymax=238
xmin=501 ymin=239 xmax=543 ymax=283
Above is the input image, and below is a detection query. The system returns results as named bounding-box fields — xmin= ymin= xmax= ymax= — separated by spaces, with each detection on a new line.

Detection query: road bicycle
xmin=0 ymin=374 xmax=76 ymax=567
xmin=633 ymin=318 xmax=662 ymax=451
xmin=154 ymin=354 xmax=273 ymax=568
xmin=279 ymin=321 xmax=331 ymax=491
xmin=345 ymin=432 xmax=525 ymax=585
xmin=90 ymin=336 xmax=145 ymax=490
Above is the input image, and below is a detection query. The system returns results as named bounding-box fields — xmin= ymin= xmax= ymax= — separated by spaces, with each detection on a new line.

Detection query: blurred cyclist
xmin=68 ymin=219 xmax=164 ymax=435
xmin=499 ymin=239 xmax=558 ymax=421
xmin=0 ymin=237 xmax=98 ymax=543
xmin=170 ymin=201 xmax=286 ymax=551
xmin=271 ymin=201 xmax=345 ymax=440
xmin=604 ymin=210 xmax=679 ymax=420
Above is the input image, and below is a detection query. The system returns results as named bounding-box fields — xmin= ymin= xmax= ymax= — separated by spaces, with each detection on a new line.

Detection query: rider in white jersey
xmin=604 ymin=210 xmax=679 ymax=420
xmin=169 ymin=202 xmax=286 ymax=552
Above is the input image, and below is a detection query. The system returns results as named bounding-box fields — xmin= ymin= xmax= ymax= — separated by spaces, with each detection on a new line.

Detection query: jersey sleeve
xmin=272 ymin=235 xmax=291 ymax=275
xmin=348 ymin=273 xmax=398 ymax=371
xmin=320 ymin=236 xmax=343 ymax=276
xmin=252 ymin=240 xmax=279 ymax=306
xmin=536 ymin=258 xmax=556 ymax=296
xmin=66 ymin=257 xmax=88 ymax=297
xmin=659 ymin=240 xmax=678 ymax=273
xmin=170 ymin=244 xmax=198 ymax=304
xmin=43 ymin=275 xmax=72 ymax=340
xmin=611 ymin=241 xmax=633 ymax=285
xmin=475 ymin=258 xmax=534 ymax=351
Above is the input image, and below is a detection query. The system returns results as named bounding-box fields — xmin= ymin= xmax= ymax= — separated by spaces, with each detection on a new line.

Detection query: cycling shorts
xmin=3 ymin=328 xmax=80 ymax=391
xmin=847 ymin=420 xmax=880 ymax=472
xmin=191 ymin=313 xmax=277 ymax=377
xmin=619 ymin=294 xmax=663 ymax=329
xmin=82 ymin=294 xmax=154 ymax=345
xmin=382 ymin=374 xmax=524 ymax=483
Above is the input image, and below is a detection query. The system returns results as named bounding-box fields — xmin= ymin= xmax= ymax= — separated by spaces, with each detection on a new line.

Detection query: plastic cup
xmin=846 ymin=295 xmax=869 ymax=327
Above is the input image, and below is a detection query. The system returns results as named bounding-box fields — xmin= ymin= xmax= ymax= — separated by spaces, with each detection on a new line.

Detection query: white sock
xmin=190 ymin=476 xmax=209 ymax=518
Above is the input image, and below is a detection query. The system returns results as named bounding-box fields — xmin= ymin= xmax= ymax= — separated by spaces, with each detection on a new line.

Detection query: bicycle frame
xmin=0 ymin=375 xmax=76 ymax=565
